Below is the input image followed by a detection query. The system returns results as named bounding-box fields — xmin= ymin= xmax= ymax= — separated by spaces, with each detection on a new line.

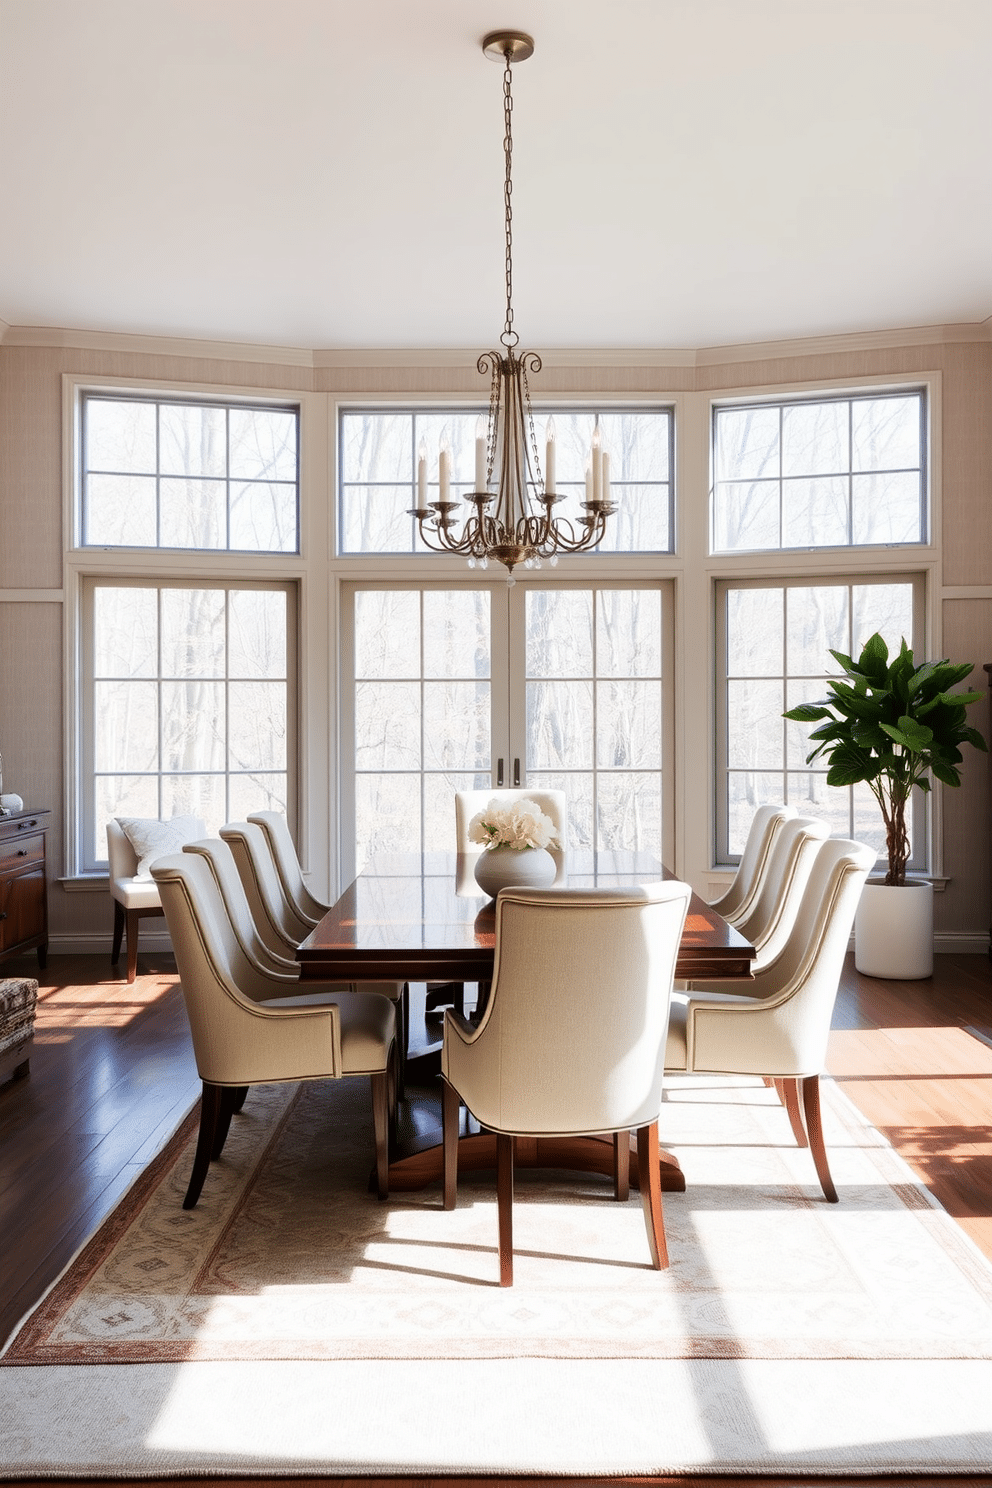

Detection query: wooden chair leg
xmin=780 ymin=1076 xmax=809 ymax=1148
xmin=230 ymin=1085 xmax=249 ymax=1113
xmin=125 ymin=909 xmax=141 ymax=984
xmin=211 ymin=1088 xmax=238 ymax=1160
xmin=111 ymin=901 xmax=125 ymax=965
xmin=371 ymin=1070 xmax=390 ymax=1200
xmin=395 ymin=985 xmax=407 ymax=1101
xmin=801 ymin=1074 xmax=838 ymax=1203
xmin=442 ymin=1077 xmax=460 ymax=1209
xmin=636 ymin=1121 xmax=669 ymax=1270
xmin=613 ymin=1130 xmax=630 ymax=1201
xmin=183 ymin=1082 xmax=223 ymax=1209
xmin=497 ymin=1132 xmax=514 ymax=1287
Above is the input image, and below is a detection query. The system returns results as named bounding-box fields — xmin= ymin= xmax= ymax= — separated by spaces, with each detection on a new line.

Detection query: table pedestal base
xmin=384 ymin=1130 xmax=686 ymax=1194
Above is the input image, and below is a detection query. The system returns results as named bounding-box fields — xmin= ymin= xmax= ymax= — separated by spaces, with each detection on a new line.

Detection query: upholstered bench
xmin=0 ymin=976 xmax=38 ymax=1085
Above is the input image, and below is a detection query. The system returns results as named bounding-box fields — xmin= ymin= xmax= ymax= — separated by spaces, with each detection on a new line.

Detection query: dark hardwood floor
xmin=1 ymin=947 xmax=991 ymax=1487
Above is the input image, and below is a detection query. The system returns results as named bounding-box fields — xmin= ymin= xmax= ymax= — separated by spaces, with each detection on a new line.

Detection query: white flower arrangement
xmin=468 ymin=797 xmax=560 ymax=852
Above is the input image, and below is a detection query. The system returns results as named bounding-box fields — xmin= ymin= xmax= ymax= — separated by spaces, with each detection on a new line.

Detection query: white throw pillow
xmin=117 ymin=815 xmax=206 ymax=878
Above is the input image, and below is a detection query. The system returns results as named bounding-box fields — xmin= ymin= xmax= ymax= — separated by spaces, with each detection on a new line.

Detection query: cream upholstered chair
xmin=247 ymin=810 xmax=329 ymax=928
xmin=442 ymin=879 xmax=691 ymax=1286
xmin=219 ymin=820 xmax=311 ymax=956
xmin=220 ymin=819 xmax=410 ymax=1083
xmin=108 ymin=816 xmax=205 ymax=984
xmin=151 ymin=850 xmax=397 ymax=1207
xmin=709 ymin=803 xmax=796 ymax=924
xmin=665 ymin=837 xmax=874 ymax=1203
xmin=183 ymin=836 xmax=316 ymax=983
xmin=692 ymin=815 xmax=829 ymax=991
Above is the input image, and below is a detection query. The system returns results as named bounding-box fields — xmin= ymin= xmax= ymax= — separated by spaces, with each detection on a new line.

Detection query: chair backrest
xmin=183 ymin=837 xmax=300 ymax=981
xmin=454 ymin=789 xmax=567 ymax=889
xmin=688 ymin=838 xmax=875 ymax=1077
xmin=459 ymin=880 xmax=691 ymax=1135
xmin=710 ymin=804 xmax=796 ymax=923
xmin=732 ymin=815 xmax=830 ymax=970
xmin=150 ymin=850 xmax=342 ymax=1084
xmin=219 ymin=821 xmax=312 ymax=956
xmin=247 ymin=811 xmax=328 ymax=928
xmin=107 ymin=819 xmax=140 ymax=885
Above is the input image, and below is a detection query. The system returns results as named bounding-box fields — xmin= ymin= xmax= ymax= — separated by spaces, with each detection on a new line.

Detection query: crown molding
xmin=0 ymin=319 xmax=989 ymax=367
xmin=0 ymin=325 xmax=317 ymax=366
xmin=692 ymin=320 xmax=992 ymax=365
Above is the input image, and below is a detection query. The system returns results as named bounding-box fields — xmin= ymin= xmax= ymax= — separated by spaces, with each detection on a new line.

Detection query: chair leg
xmin=636 ymin=1121 xmax=669 ymax=1270
xmin=395 ymin=985 xmax=408 ymax=1100
xmin=125 ymin=909 xmax=141 ymax=984
xmin=183 ymin=1082 xmax=224 ymax=1210
xmin=371 ymin=1070 xmax=390 ymax=1200
xmin=442 ymin=1077 xmax=460 ymax=1209
xmin=779 ymin=1076 xmax=809 ymax=1148
xmin=801 ymin=1074 xmax=838 ymax=1203
xmin=211 ymin=1086 xmax=245 ymax=1161
xmin=111 ymin=901 xmax=125 ymax=965
xmin=497 ymin=1132 xmax=514 ymax=1287
xmin=613 ymin=1130 xmax=630 ymax=1202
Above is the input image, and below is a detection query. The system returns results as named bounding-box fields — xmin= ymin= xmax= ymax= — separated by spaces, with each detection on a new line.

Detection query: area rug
xmin=3 ymin=1075 xmax=992 ymax=1476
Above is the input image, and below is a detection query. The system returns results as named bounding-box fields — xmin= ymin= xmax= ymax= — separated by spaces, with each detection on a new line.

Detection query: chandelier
xmin=409 ymin=30 xmax=617 ymax=575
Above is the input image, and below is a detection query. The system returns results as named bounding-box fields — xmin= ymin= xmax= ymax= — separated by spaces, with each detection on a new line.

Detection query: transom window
xmin=80 ymin=394 xmax=299 ymax=552
xmin=711 ymin=390 xmax=926 ymax=553
xmin=339 ymin=407 xmax=674 ymax=556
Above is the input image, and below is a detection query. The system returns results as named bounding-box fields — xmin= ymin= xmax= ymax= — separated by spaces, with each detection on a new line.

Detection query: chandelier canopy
xmin=409 ymin=30 xmax=617 ymax=575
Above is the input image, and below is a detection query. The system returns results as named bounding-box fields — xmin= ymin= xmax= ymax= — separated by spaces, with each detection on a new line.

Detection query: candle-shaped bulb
xmin=438 ymin=427 xmax=451 ymax=502
xmin=417 ymin=438 xmax=427 ymax=506
xmin=474 ymin=414 xmax=487 ymax=492
xmin=591 ymin=426 xmax=603 ymax=504
xmin=545 ymin=415 xmax=556 ymax=496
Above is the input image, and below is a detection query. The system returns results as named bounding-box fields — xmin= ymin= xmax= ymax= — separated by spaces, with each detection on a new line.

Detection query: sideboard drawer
xmin=0 ymin=834 xmax=45 ymax=873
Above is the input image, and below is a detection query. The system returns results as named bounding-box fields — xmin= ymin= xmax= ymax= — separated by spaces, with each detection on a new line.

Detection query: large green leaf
xmin=824 ymin=742 xmax=876 ymax=785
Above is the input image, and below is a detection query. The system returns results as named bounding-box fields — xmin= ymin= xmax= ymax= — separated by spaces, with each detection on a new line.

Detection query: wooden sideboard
xmin=0 ymin=809 xmax=50 ymax=969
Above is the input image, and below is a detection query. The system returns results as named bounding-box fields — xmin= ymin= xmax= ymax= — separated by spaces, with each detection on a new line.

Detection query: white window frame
xmin=63 ymin=374 xmax=326 ymax=883
xmin=695 ymin=370 xmax=943 ymax=888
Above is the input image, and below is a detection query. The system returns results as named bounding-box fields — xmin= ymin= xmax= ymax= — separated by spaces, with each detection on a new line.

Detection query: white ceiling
xmin=2 ymin=0 xmax=991 ymax=353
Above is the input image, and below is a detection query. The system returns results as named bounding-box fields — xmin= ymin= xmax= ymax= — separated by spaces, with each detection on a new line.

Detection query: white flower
xmin=469 ymin=797 xmax=560 ymax=851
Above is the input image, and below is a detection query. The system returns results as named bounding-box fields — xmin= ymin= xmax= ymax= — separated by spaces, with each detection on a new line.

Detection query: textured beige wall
xmin=1 ymin=332 xmax=990 ymax=945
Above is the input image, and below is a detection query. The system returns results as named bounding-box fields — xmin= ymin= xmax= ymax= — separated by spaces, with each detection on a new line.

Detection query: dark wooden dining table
xmin=297 ymin=849 xmax=755 ymax=1193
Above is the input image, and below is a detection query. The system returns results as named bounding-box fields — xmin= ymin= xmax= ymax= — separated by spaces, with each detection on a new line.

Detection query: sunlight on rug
xmin=3 ymin=1074 xmax=992 ymax=1475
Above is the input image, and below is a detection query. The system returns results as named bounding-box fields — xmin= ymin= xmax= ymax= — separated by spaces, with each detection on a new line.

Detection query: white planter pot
xmin=473 ymin=844 xmax=556 ymax=899
xmin=854 ymin=879 xmax=934 ymax=980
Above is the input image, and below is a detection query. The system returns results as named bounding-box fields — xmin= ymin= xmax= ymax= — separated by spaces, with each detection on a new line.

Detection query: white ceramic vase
xmin=473 ymin=844 xmax=556 ymax=899
xmin=854 ymin=879 xmax=934 ymax=979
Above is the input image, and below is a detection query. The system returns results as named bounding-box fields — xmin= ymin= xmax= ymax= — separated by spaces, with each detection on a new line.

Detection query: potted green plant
xmin=783 ymin=632 xmax=987 ymax=978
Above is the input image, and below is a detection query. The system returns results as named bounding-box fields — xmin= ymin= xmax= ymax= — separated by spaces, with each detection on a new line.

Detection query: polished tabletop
xmin=297 ymin=850 xmax=755 ymax=984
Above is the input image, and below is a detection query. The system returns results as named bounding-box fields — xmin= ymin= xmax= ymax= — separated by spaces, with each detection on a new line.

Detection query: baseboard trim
xmin=50 ymin=930 xmax=175 ymax=956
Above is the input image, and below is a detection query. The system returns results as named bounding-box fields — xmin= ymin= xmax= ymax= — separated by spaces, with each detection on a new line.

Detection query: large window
xmin=712 ymin=390 xmax=926 ymax=553
xmin=73 ymin=388 xmax=301 ymax=877
xmin=342 ymin=581 xmax=671 ymax=878
xmin=80 ymin=579 xmax=293 ymax=873
xmin=81 ymin=394 xmax=299 ymax=552
xmin=716 ymin=576 xmax=924 ymax=867
xmin=339 ymin=407 xmax=674 ymax=556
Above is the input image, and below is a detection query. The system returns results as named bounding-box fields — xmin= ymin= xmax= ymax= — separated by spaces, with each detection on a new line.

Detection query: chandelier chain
xmin=501 ymin=48 xmax=517 ymax=348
